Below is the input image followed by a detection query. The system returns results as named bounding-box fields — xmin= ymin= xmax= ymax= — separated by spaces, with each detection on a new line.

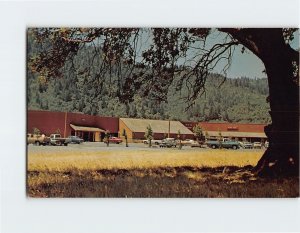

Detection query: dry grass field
xmin=27 ymin=147 xmax=299 ymax=198
xmin=28 ymin=149 xmax=263 ymax=171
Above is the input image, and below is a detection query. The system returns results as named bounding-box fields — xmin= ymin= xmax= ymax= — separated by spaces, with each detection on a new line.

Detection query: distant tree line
xmin=28 ymin=70 xmax=270 ymax=123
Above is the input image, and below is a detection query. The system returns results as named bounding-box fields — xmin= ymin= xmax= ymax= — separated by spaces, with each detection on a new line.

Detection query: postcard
xmin=26 ymin=28 xmax=299 ymax=197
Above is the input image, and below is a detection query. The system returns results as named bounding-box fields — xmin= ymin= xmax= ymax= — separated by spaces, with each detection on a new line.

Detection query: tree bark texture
xmin=221 ymin=28 xmax=299 ymax=177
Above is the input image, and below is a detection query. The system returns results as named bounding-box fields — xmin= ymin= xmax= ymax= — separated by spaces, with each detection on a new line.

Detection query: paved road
xmin=27 ymin=142 xmax=205 ymax=152
xmin=27 ymin=142 xmax=265 ymax=153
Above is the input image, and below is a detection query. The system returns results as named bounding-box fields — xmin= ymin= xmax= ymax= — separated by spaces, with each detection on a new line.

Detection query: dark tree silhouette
xmin=28 ymin=28 xmax=299 ymax=177
xmin=220 ymin=29 xmax=299 ymax=177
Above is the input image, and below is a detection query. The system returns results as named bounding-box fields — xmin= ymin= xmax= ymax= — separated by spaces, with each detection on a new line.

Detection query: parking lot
xmin=27 ymin=141 xmax=265 ymax=153
xmin=28 ymin=142 xmax=203 ymax=152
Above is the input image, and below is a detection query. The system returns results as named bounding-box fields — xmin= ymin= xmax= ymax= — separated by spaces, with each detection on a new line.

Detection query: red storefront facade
xmin=182 ymin=121 xmax=266 ymax=133
xmin=28 ymin=110 xmax=268 ymax=143
xmin=27 ymin=110 xmax=119 ymax=142
xmin=182 ymin=121 xmax=267 ymax=142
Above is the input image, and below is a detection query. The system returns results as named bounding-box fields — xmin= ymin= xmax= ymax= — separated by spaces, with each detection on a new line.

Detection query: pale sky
xmin=136 ymin=29 xmax=299 ymax=79
xmin=224 ymin=45 xmax=267 ymax=79
xmin=224 ymin=30 xmax=299 ymax=79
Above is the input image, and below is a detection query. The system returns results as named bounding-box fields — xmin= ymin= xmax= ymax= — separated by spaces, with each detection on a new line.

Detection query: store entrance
xmin=83 ymin=132 xmax=93 ymax=142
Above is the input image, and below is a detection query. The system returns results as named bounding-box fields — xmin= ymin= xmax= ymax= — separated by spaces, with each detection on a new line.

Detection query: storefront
xmin=70 ymin=124 xmax=105 ymax=142
xmin=204 ymin=131 xmax=267 ymax=143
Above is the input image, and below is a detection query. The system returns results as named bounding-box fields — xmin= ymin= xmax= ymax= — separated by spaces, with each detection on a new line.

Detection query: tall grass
xmin=28 ymin=149 xmax=263 ymax=172
xmin=27 ymin=149 xmax=299 ymax=198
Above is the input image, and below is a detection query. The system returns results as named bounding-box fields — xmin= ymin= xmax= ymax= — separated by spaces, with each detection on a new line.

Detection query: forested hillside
xmin=27 ymin=71 xmax=270 ymax=123
xmin=27 ymin=34 xmax=271 ymax=124
xmin=167 ymin=75 xmax=270 ymax=123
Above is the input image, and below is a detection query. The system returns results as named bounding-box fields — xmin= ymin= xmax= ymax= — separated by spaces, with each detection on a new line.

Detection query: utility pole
xmin=64 ymin=111 xmax=67 ymax=138
xmin=168 ymin=120 xmax=170 ymax=138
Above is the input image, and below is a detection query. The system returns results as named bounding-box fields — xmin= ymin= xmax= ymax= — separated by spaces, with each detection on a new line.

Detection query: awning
xmin=205 ymin=131 xmax=267 ymax=138
xmin=70 ymin=124 xmax=105 ymax=132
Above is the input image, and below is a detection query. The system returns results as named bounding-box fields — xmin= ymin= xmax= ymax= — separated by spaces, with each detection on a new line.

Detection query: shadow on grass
xmin=27 ymin=166 xmax=299 ymax=198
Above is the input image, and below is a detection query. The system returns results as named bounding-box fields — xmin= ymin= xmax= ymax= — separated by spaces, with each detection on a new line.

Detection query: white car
xmin=253 ymin=142 xmax=262 ymax=149
xmin=143 ymin=139 xmax=162 ymax=145
xmin=239 ymin=141 xmax=253 ymax=149
xmin=264 ymin=141 xmax=269 ymax=148
xmin=181 ymin=139 xmax=195 ymax=146
xmin=159 ymin=138 xmax=177 ymax=148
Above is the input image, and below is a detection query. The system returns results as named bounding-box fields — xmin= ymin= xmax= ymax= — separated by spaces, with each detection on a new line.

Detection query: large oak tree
xmin=28 ymin=28 xmax=299 ymax=177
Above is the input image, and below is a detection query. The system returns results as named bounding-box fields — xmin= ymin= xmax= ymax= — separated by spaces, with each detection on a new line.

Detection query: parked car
xmin=67 ymin=136 xmax=84 ymax=144
xmin=142 ymin=139 xmax=162 ymax=145
xmin=206 ymin=138 xmax=239 ymax=149
xmin=190 ymin=141 xmax=204 ymax=148
xmin=27 ymin=133 xmax=50 ymax=146
xmin=159 ymin=138 xmax=177 ymax=148
xmin=264 ymin=141 xmax=269 ymax=148
xmin=50 ymin=134 xmax=71 ymax=146
xmin=108 ymin=136 xmax=123 ymax=144
xmin=181 ymin=139 xmax=195 ymax=146
xmin=253 ymin=142 xmax=262 ymax=149
xmin=239 ymin=141 xmax=253 ymax=149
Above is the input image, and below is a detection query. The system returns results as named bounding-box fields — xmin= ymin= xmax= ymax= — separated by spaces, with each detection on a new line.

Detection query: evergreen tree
xmin=193 ymin=124 xmax=203 ymax=142
xmin=144 ymin=125 xmax=154 ymax=147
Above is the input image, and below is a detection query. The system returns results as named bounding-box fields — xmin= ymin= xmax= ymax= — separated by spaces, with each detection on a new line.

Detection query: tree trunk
xmin=221 ymin=29 xmax=299 ymax=177
xmin=253 ymin=44 xmax=299 ymax=177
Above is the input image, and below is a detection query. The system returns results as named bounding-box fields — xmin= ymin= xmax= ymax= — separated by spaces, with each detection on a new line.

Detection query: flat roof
xmin=205 ymin=131 xmax=267 ymax=138
xmin=120 ymin=118 xmax=193 ymax=135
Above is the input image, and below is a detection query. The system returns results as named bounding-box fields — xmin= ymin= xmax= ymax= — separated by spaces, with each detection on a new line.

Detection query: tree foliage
xmin=122 ymin=129 xmax=128 ymax=147
xmin=27 ymin=28 xmax=298 ymax=104
xmin=28 ymin=62 xmax=271 ymax=123
xmin=32 ymin=127 xmax=41 ymax=135
xmin=192 ymin=124 xmax=203 ymax=142
xmin=144 ymin=125 xmax=154 ymax=147
xmin=104 ymin=130 xmax=111 ymax=147
xmin=27 ymin=28 xmax=236 ymax=106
